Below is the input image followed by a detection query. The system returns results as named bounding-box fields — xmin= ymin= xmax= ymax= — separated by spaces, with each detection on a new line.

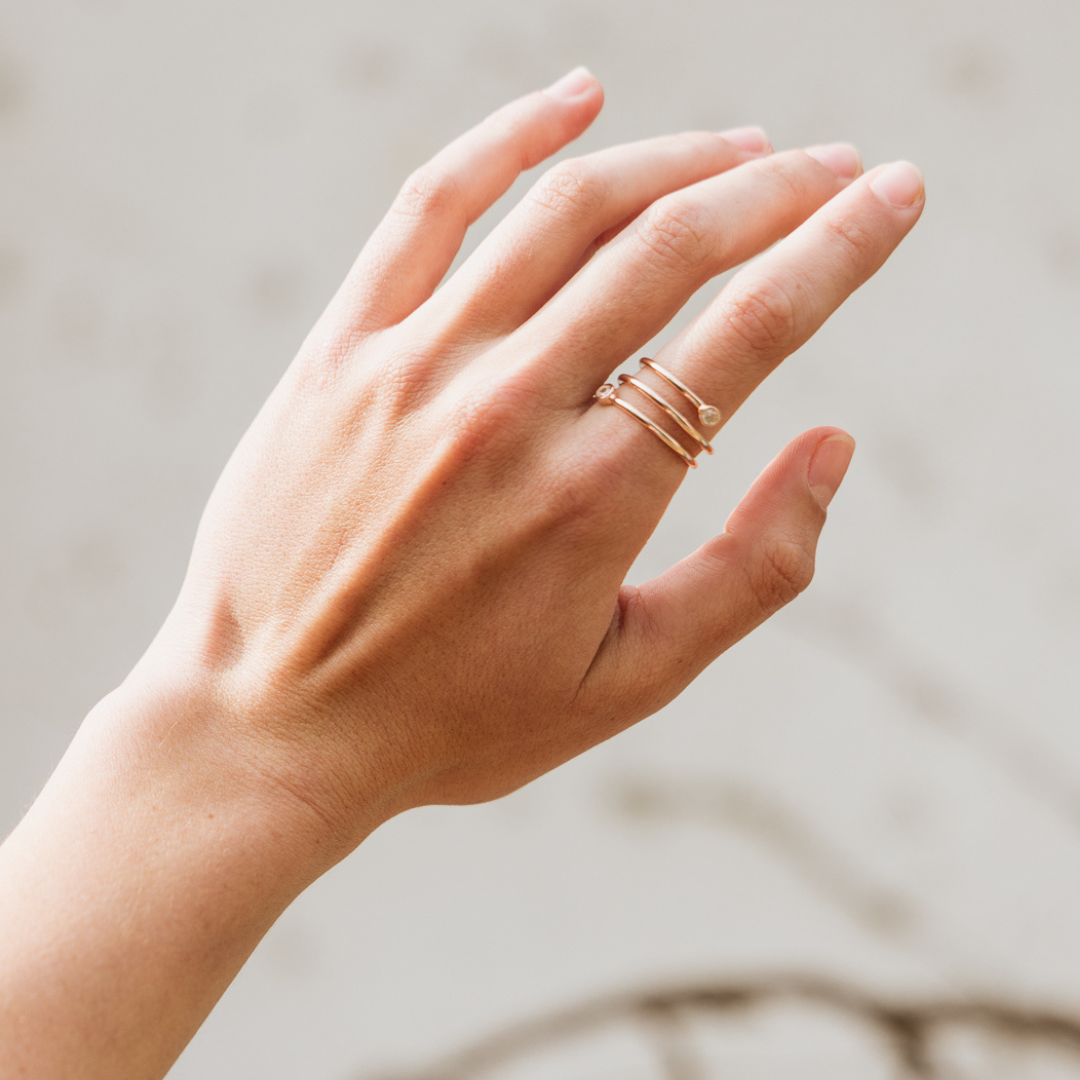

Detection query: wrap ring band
xmin=594 ymin=358 xmax=722 ymax=468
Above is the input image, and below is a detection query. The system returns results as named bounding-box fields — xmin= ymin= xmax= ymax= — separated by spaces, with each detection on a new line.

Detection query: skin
xmin=0 ymin=67 xmax=923 ymax=1079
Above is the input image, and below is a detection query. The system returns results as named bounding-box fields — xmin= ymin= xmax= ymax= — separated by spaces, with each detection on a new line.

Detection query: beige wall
xmin=2 ymin=0 xmax=1079 ymax=1076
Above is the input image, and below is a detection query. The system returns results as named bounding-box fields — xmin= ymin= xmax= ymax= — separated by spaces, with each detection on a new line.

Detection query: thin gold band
xmin=595 ymin=385 xmax=696 ymax=467
xmin=618 ymin=373 xmax=714 ymax=454
xmin=640 ymin=358 xmax=722 ymax=428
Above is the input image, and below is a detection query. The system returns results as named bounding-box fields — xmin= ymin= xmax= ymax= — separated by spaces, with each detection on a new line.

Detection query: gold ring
xmin=594 ymin=384 xmax=696 ymax=467
xmin=594 ymin=358 xmax=721 ymax=468
xmin=617 ymin=373 xmax=714 ymax=454
xmin=640 ymin=358 xmax=722 ymax=428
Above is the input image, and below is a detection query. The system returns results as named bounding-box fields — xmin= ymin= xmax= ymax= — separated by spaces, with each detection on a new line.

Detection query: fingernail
xmin=869 ymin=161 xmax=925 ymax=208
xmin=805 ymin=142 xmax=863 ymax=180
xmin=718 ymin=125 xmax=772 ymax=155
xmin=544 ymin=66 xmax=595 ymax=101
xmin=807 ymin=434 xmax=856 ymax=510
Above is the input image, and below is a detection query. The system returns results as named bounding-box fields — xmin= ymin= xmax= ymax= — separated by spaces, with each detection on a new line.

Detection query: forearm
xmin=0 ymin=671 xmax=343 ymax=1080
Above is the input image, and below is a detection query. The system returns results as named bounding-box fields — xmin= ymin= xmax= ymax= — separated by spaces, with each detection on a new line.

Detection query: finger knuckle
xmin=530 ymin=159 xmax=611 ymax=220
xmin=722 ymin=277 xmax=798 ymax=355
xmin=394 ymin=163 xmax=462 ymax=222
xmin=539 ymin=467 xmax=603 ymax=534
xmin=821 ymin=210 xmax=877 ymax=264
xmin=748 ymin=536 xmax=815 ymax=612
xmin=446 ymin=401 xmax=513 ymax=462
xmin=763 ymin=154 xmax=813 ymax=202
xmin=377 ymin=348 xmax=439 ymax=409
xmin=636 ymin=198 xmax=715 ymax=275
xmin=440 ymin=377 xmax=539 ymax=465
xmin=289 ymin=325 xmax=357 ymax=395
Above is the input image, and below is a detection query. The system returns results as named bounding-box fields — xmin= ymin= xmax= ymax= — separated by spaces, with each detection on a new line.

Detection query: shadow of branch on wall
xmin=358 ymin=975 xmax=1080 ymax=1080
xmin=608 ymin=775 xmax=915 ymax=940
xmin=788 ymin=597 xmax=1080 ymax=833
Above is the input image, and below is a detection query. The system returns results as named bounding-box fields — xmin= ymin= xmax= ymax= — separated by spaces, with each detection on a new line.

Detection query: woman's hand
xmin=129 ymin=66 xmax=923 ymax=849
xmin=0 ymin=69 xmax=923 ymax=1078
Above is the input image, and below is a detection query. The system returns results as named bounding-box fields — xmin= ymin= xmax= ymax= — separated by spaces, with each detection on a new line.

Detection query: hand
xmin=0 ymin=68 xmax=924 ymax=1079
xmin=126 ymin=67 xmax=923 ymax=852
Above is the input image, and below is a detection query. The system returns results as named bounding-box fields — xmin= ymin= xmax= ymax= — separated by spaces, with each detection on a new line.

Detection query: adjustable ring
xmin=640 ymin=358 xmax=722 ymax=428
xmin=594 ymin=357 xmax=721 ymax=468
xmin=594 ymin=384 xmax=697 ymax=467
xmin=617 ymin=373 xmax=714 ymax=454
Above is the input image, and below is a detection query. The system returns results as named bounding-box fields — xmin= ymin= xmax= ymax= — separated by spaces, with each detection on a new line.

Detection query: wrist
xmin=72 ymin=647 xmax=383 ymax=891
xmin=0 ymin=663 xmax=346 ymax=1078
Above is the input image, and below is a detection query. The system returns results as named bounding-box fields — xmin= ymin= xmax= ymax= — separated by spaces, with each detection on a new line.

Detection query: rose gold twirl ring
xmin=640 ymin=358 xmax=723 ymax=429
xmin=594 ymin=358 xmax=722 ymax=468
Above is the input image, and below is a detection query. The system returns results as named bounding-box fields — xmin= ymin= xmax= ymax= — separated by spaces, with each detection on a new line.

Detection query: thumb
xmin=584 ymin=427 xmax=855 ymax=716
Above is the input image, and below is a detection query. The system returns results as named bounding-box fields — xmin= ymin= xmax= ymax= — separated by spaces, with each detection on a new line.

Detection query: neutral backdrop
xmin=2 ymin=1 xmax=1079 ymax=1077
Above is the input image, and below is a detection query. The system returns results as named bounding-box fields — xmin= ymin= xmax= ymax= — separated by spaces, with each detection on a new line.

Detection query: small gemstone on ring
xmin=595 ymin=384 xmax=616 ymax=403
xmin=699 ymin=405 xmax=721 ymax=427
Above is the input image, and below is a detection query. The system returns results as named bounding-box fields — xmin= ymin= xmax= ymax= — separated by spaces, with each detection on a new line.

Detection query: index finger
xmin=573 ymin=160 xmax=925 ymax=552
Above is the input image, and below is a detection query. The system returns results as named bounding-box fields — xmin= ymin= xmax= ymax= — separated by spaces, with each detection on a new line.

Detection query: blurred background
xmin=2 ymin=0 xmax=1079 ymax=1076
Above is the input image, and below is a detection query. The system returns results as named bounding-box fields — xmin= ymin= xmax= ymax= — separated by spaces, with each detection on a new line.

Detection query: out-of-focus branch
xmin=358 ymin=975 xmax=1080 ymax=1080
xmin=789 ymin=597 xmax=1080 ymax=831
xmin=608 ymin=776 xmax=915 ymax=938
